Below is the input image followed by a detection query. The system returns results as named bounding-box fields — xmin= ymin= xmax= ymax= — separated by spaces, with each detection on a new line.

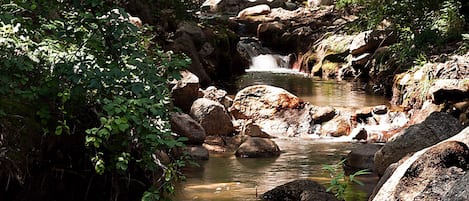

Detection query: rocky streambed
xmin=165 ymin=1 xmax=469 ymax=200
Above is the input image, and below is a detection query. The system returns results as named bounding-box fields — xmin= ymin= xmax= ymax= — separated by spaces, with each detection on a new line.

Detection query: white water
xmin=248 ymin=54 xmax=295 ymax=72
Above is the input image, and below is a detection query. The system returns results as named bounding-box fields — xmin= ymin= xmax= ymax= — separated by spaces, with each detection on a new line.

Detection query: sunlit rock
xmin=371 ymin=127 xmax=469 ymax=201
xmin=306 ymin=0 xmax=334 ymax=8
xmin=237 ymin=4 xmax=271 ymax=19
xmin=429 ymin=79 xmax=469 ymax=105
xmin=308 ymin=34 xmax=354 ymax=77
xmin=349 ymin=30 xmax=395 ymax=56
xmin=311 ymin=106 xmax=336 ymax=124
xmin=191 ymin=98 xmax=235 ymax=136
xmin=240 ymin=120 xmax=273 ymax=138
xmin=229 ymin=85 xmax=314 ymax=137
xmin=170 ymin=70 xmax=200 ymax=112
xmin=201 ymin=86 xmax=233 ymax=109
xmin=320 ymin=115 xmax=350 ymax=137
xmin=374 ymin=112 xmax=464 ymax=176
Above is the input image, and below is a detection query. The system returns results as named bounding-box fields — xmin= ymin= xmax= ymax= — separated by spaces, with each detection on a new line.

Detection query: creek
xmin=174 ymin=68 xmax=388 ymax=201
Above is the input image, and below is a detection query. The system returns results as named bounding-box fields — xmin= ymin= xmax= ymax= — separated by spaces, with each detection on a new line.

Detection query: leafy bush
xmin=322 ymin=159 xmax=370 ymax=200
xmin=338 ymin=0 xmax=467 ymax=64
xmin=1 ymin=0 xmax=190 ymax=199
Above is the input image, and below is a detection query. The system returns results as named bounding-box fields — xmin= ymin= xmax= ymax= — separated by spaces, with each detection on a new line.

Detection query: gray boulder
xmin=235 ymin=137 xmax=280 ymax=158
xmin=229 ymin=85 xmax=314 ymax=137
xmin=170 ymin=112 xmax=206 ymax=145
xmin=374 ymin=112 xmax=464 ymax=176
xmin=190 ymin=98 xmax=235 ymax=136
xmin=177 ymin=145 xmax=209 ymax=160
xmin=443 ymin=172 xmax=469 ymax=201
xmin=371 ymin=131 xmax=469 ymax=201
xmin=170 ymin=71 xmax=200 ymax=112
xmin=344 ymin=144 xmax=383 ymax=175
xmin=262 ymin=179 xmax=338 ymax=201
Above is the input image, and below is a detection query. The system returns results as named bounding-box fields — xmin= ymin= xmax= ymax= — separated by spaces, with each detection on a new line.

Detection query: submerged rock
xmin=235 ymin=137 xmax=281 ymax=158
xmin=262 ymin=179 xmax=338 ymax=201
xmin=176 ymin=145 xmax=210 ymax=160
xmin=344 ymin=144 xmax=383 ymax=175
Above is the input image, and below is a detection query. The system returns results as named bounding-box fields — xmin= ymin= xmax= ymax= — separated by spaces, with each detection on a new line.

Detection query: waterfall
xmin=248 ymin=54 xmax=293 ymax=71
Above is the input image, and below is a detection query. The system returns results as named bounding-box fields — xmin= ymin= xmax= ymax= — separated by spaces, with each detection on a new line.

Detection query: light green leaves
xmin=322 ymin=159 xmax=371 ymax=200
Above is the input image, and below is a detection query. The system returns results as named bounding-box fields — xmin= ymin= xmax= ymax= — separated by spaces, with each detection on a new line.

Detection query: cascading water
xmin=248 ymin=54 xmax=293 ymax=71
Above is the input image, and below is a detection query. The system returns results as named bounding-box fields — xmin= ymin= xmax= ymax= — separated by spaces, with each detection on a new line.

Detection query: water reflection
xmin=175 ymin=139 xmax=375 ymax=201
xmin=175 ymin=72 xmax=384 ymax=201
xmin=229 ymin=71 xmax=388 ymax=109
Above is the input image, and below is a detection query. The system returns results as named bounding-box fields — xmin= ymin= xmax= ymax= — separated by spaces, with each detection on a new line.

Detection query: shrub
xmin=0 ymin=0 xmax=191 ymax=199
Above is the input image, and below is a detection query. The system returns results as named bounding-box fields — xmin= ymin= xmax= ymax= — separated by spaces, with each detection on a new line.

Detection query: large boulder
xmin=229 ymin=85 xmax=314 ymax=137
xmin=190 ymin=98 xmax=235 ymax=136
xmin=170 ymin=71 xmax=200 ymax=112
xmin=262 ymin=179 xmax=339 ymax=201
xmin=374 ymin=112 xmax=464 ymax=176
xmin=307 ymin=34 xmax=354 ymax=77
xmin=235 ymin=137 xmax=281 ymax=158
xmin=172 ymin=26 xmax=212 ymax=85
xmin=170 ymin=112 xmax=206 ymax=145
xmin=371 ymin=127 xmax=469 ymax=201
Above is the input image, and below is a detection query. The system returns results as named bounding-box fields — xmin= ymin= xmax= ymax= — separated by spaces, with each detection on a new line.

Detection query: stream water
xmin=174 ymin=70 xmax=389 ymax=201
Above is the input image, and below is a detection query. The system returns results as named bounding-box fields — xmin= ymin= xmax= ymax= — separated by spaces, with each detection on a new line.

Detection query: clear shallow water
xmin=229 ymin=71 xmax=389 ymax=109
xmin=175 ymin=139 xmax=378 ymax=201
xmin=175 ymin=71 xmax=385 ymax=201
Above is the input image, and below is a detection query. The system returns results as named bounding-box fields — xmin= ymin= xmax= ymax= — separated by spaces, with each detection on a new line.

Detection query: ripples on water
xmin=175 ymin=71 xmax=385 ymax=201
xmin=175 ymin=139 xmax=376 ymax=201
xmin=226 ymin=71 xmax=388 ymax=109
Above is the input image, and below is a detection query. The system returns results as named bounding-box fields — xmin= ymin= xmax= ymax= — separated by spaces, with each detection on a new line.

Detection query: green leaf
xmin=55 ymin=126 xmax=63 ymax=135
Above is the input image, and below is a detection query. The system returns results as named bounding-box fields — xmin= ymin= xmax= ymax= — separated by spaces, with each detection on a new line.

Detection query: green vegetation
xmin=1 ymin=0 xmax=192 ymax=200
xmin=322 ymin=159 xmax=371 ymax=200
xmin=337 ymin=0 xmax=467 ymax=64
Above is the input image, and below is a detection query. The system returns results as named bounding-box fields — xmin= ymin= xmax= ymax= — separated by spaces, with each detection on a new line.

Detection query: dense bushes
xmin=1 ymin=0 xmax=190 ymax=200
xmin=338 ymin=0 xmax=467 ymax=63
